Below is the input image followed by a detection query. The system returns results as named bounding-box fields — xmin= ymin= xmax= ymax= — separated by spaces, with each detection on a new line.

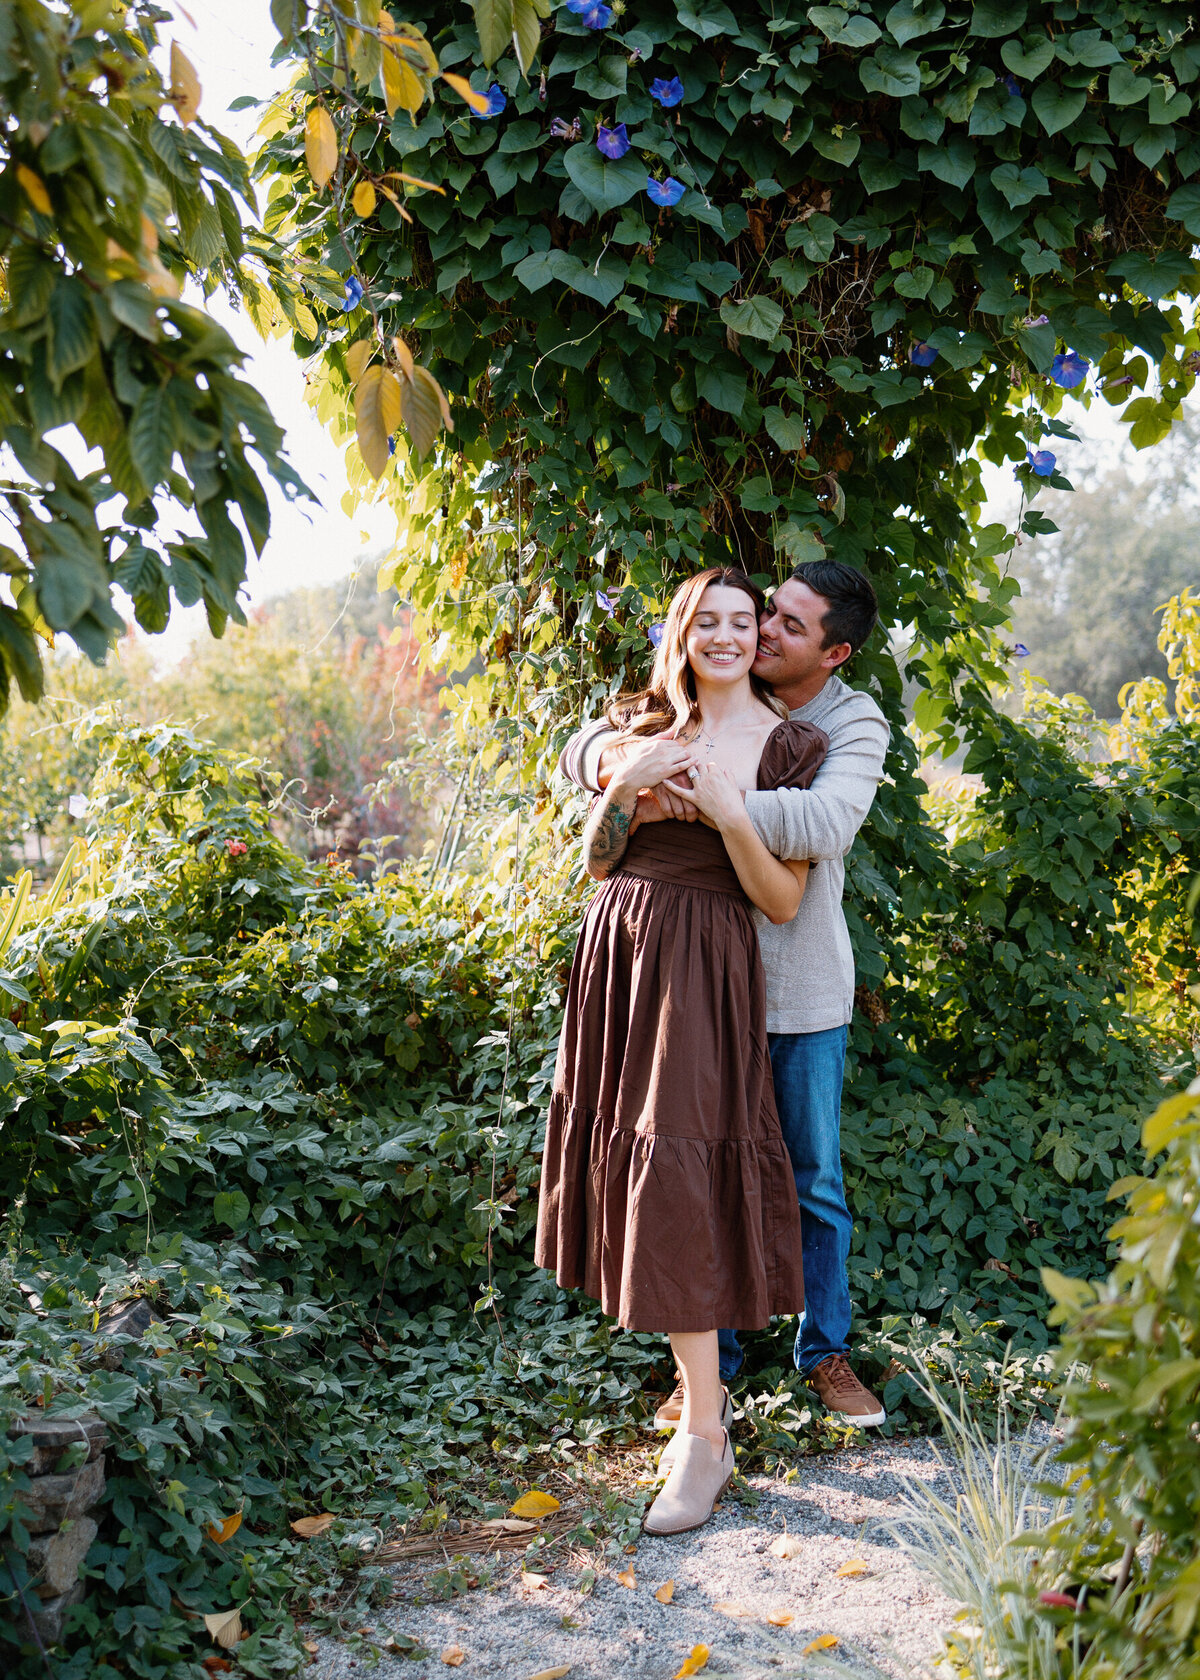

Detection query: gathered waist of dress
xmin=614 ymin=820 xmax=745 ymax=897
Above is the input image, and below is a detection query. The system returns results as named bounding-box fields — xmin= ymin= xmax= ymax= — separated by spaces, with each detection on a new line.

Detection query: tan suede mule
xmin=656 ymin=1388 xmax=734 ymax=1475
xmin=642 ymin=1430 xmax=734 ymax=1536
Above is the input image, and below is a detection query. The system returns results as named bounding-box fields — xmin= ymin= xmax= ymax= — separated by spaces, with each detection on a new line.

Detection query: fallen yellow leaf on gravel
xmin=675 ymin=1647 xmax=711 ymax=1677
xmin=510 ymin=1490 xmax=561 ymax=1519
xmin=766 ymin=1607 xmax=794 ymax=1626
xmin=714 ymin=1600 xmax=755 ymax=1617
xmin=616 ymin=1567 xmax=637 ymax=1589
xmin=769 ymin=1533 xmax=803 ymax=1559
xmin=655 ymin=1579 xmax=675 ymax=1604
xmin=837 ymin=1559 xmax=871 ymax=1577
xmin=524 ymin=1670 xmax=570 ymax=1680
xmin=441 ymin=1647 xmax=466 ymax=1666
xmin=290 ymin=1514 xmax=336 ymax=1537
xmin=803 ymin=1635 xmax=840 ymax=1654
xmin=302 ymin=1640 xmax=318 ymax=1655
xmin=521 ymin=1571 xmax=550 ymax=1590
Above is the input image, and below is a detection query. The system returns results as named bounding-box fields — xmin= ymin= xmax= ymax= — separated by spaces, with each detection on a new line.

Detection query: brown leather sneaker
xmin=808 ymin=1354 xmax=886 ymax=1427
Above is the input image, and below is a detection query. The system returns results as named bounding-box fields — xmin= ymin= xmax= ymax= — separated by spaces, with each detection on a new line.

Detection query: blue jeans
xmin=718 ymin=1025 xmax=852 ymax=1382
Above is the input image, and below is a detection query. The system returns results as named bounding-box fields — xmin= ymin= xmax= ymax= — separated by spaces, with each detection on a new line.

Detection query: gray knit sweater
xmin=558 ymin=675 xmax=890 ymax=1034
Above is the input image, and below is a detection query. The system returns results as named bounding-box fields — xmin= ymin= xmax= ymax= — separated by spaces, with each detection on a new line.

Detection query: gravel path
xmin=308 ymin=1437 xmax=956 ymax=1680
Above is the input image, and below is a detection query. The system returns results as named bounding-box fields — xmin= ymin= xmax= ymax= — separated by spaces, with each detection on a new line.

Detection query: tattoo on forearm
xmin=583 ymin=797 xmax=633 ymax=876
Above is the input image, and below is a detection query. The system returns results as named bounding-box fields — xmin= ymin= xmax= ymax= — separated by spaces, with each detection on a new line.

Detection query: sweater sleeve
xmin=557 ymin=718 xmax=616 ymax=794
xmin=742 ymin=704 xmax=889 ymax=862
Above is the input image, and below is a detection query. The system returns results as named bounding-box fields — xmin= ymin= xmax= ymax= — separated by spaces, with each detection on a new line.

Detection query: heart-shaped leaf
xmin=510 ymin=1489 xmax=561 ymax=1519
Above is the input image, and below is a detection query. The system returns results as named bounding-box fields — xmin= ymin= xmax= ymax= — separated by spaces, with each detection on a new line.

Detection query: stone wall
xmin=6 ymin=1411 xmax=108 ymax=1647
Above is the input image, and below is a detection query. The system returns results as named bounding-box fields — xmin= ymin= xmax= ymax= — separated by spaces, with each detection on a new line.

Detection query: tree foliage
xmin=0 ymin=0 xmax=309 ymax=715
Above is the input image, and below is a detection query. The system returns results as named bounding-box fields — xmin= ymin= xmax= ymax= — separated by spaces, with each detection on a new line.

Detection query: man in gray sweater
xmin=557 ymin=561 xmax=890 ymax=1427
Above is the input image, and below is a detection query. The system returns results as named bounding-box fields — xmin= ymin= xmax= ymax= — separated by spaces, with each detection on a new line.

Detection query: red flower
xmin=225 ymin=839 xmax=249 ymax=858
xmin=1038 ymin=1591 xmax=1078 ymax=1609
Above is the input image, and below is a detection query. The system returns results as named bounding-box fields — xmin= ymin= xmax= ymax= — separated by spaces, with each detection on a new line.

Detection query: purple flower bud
xmin=596 ymin=123 xmax=630 ymax=159
xmin=646 ymin=175 xmax=685 ymax=207
xmin=1049 ymin=350 xmax=1090 ymax=389
xmin=341 ymin=275 xmax=365 ymax=311
xmin=1022 ymin=313 xmax=1050 ymax=327
xmin=1027 ymin=449 xmax=1056 ymax=476
xmin=650 ymin=76 xmax=685 ymax=107
xmin=1003 ymin=73 xmax=1022 ymax=98
xmin=648 ymin=621 xmax=665 ymax=648
xmin=1013 ymin=643 xmax=1030 ymax=657
xmin=473 ymin=84 xmax=507 ymax=119
xmin=909 ymin=341 xmax=937 ymax=367
xmin=550 ymin=116 xmax=581 ymax=140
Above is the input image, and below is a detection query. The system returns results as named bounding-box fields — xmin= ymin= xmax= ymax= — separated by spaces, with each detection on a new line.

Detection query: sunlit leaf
xmin=802 ymin=1635 xmax=840 ymax=1654
xmin=345 ymin=339 xmax=375 ymax=384
xmin=674 ymin=1647 xmax=710 ymax=1678
xmin=203 ymin=1608 xmax=243 ymax=1649
xmin=304 ymin=106 xmax=337 ymax=189
xmin=616 ymin=1567 xmax=636 ymax=1589
xmin=356 ymin=365 xmax=402 ymax=477
xmin=379 ymin=10 xmax=428 ymax=117
xmin=170 ymin=42 xmax=202 ymax=125
xmin=510 ymin=1487 xmax=559 ymax=1520
xmin=352 ymin=180 xmax=377 ymax=218
xmin=16 ymin=165 xmax=51 ymax=216
xmin=836 ymin=1558 xmax=870 ymax=1577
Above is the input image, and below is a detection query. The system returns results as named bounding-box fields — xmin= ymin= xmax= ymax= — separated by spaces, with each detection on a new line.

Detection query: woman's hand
xmin=672 ymin=763 xmax=748 ymax=831
xmin=608 ymin=735 xmax=700 ymax=797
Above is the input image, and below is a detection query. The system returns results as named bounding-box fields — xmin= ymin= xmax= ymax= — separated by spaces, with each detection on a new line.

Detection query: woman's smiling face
xmin=684 ymin=583 xmax=760 ymax=685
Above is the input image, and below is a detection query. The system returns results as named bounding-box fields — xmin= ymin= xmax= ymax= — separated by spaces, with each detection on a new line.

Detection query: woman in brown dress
xmin=536 ymin=567 xmax=827 ymax=1534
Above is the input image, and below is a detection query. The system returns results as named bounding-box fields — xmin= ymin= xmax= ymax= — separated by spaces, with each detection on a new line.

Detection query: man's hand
xmin=646 ymin=776 xmax=699 ymax=821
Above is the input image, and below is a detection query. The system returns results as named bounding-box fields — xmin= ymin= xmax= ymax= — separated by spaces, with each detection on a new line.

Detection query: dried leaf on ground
xmin=290 ymin=1514 xmax=336 ymax=1537
xmin=766 ymin=1608 xmax=794 ymax=1626
xmin=441 ymin=1646 xmax=466 ymax=1666
xmin=524 ymin=1669 xmax=571 ymax=1680
xmin=675 ymin=1647 xmax=711 ymax=1678
xmin=769 ymin=1533 xmax=804 ymax=1559
xmin=202 ymin=1660 xmax=231 ymax=1676
xmin=522 ymin=1571 xmax=550 ymax=1590
xmin=205 ymin=1511 xmax=243 ymax=1544
xmin=302 ymin=1641 xmax=319 ymax=1654
xmin=481 ymin=1517 xmax=538 ymax=1533
xmin=655 ymin=1579 xmax=675 ymax=1604
xmin=714 ymin=1600 xmax=755 ymax=1617
xmin=616 ymin=1567 xmax=637 ymax=1589
xmin=202 ymin=1609 xmax=242 ymax=1649
xmin=510 ymin=1489 xmax=561 ymax=1519
xmin=803 ymin=1635 xmax=841 ymax=1654
xmin=836 ymin=1559 xmax=871 ymax=1577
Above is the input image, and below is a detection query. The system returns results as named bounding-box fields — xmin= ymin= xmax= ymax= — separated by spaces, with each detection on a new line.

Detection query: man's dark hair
xmin=789 ymin=561 xmax=879 ymax=658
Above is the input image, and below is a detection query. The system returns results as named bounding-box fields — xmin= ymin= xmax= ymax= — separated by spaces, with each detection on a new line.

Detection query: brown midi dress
xmin=536 ymin=718 xmax=829 ymax=1333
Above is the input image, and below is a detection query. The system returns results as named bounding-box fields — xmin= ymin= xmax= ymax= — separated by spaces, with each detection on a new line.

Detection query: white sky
xmin=130 ymin=5 xmax=1193 ymax=660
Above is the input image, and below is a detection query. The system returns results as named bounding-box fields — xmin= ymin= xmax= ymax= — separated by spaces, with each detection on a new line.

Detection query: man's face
xmin=753 ymin=578 xmax=850 ymax=688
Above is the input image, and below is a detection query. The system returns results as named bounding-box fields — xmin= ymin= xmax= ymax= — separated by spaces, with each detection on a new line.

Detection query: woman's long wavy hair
xmin=606 ymin=567 xmax=787 ymax=738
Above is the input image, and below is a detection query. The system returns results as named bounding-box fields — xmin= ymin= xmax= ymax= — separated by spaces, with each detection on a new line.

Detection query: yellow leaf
xmin=206 ymin=1511 xmax=243 ymax=1545
xmin=524 ymin=1670 xmax=571 ymax=1680
xmin=290 ymin=1513 xmax=336 ymax=1537
xmin=509 ymin=1489 xmax=561 ymax=1519
xmin=802 ymin=1635 xmax=840 ymax=1655
xmin=392 ymin=336 xmax=416 ymax=380
xmin=355 ymin=365 xmax=402 ymax=478
xmin=375 ymin=181 xmax=414 ymax=224
xmin=655 ymin=1579 xmax=675 ymax=1604
xmin=345 ymin=339 xmax=375 ymax=385
xmin=769 ymin=1534 xmax=804 ymax=1559
xmin=379 ymin=10 xmax=427 ymax=117
xmin=353 ymin=180 xmax=377 ymax=218
xmin=203 ymin=1609 xmax=243 ymax=1649
xmin=521 ymin=1571 xmax=549 ymax=1590
xmin=382 ymin=169 xmax=446 ymax=194
xmin=616 ymin=1568 xmax=636 ymax=1589
xmin=441 ymin=72 xmax=491 ymax=114
xmin=304 ymin=106 xmax=337 ymax=190
xmin=16 ymin=165 xmax=51 ymax=216
xmin=170 ymin=42 xmax=202 ymax=125
xmin=714 ymin=1601 xmax=755 ymax=1617
xmin=302 ymin=1640 xmax=319 ymax=1654
xmin=766 ymin=1607 xmax=794 ymax=1626
xmin=400 ymin=365 xmax=450 ymax=458
xmin=441 ymin=1646 xmax=466 ymax=1666
xmin=139 ymin=213 xmax=159 ymax=254
xmin=836 ymin=1559 xmax=870 ymax=1577
xmin=675 ymin=1647 xmax=711 ymax=1678
xmin=1143 ymin=1090 xmax=1199 ymax=1155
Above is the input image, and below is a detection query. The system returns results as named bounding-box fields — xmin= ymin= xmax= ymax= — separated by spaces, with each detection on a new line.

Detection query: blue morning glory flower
xmin=1027 ymin=449 xmax=1056 ymax=476
xmin=565 ymin=0 xmax=613 ymax=26
xmin=648 ymin=621 xmax=665 ymax=648
xmin=1013 ymin=642 xmax=1030 ymax=657
xmin=1003 ymin=73 xmax=1022 ymax=98
xmin=650 ymin=76 xmax=685 ymax=107
xmin=596 ymin=123 xmax=630 ymax=159
xmin=341 ymin=275 xmax=365 ymax=311
xmin=473 ymin=83 xmax=507 ymax=118
xmin=909 ymin=341 xmax=937 ymax=367
xmin=646 ymin=175 xmax=685 ymax=207
xmin=597 ymin=591 xmax=615 ymax=615
xmin=1049 ymin=350 xmax=1090 ymax=389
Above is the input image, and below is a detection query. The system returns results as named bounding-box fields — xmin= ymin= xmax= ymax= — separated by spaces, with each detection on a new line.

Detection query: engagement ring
xmin=687 ymin=765 xmax=700 ymax=782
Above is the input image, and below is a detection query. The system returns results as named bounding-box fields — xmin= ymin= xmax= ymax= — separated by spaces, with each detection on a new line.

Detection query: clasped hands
xmin=605 ymin=735 xmax=745 ymax=831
